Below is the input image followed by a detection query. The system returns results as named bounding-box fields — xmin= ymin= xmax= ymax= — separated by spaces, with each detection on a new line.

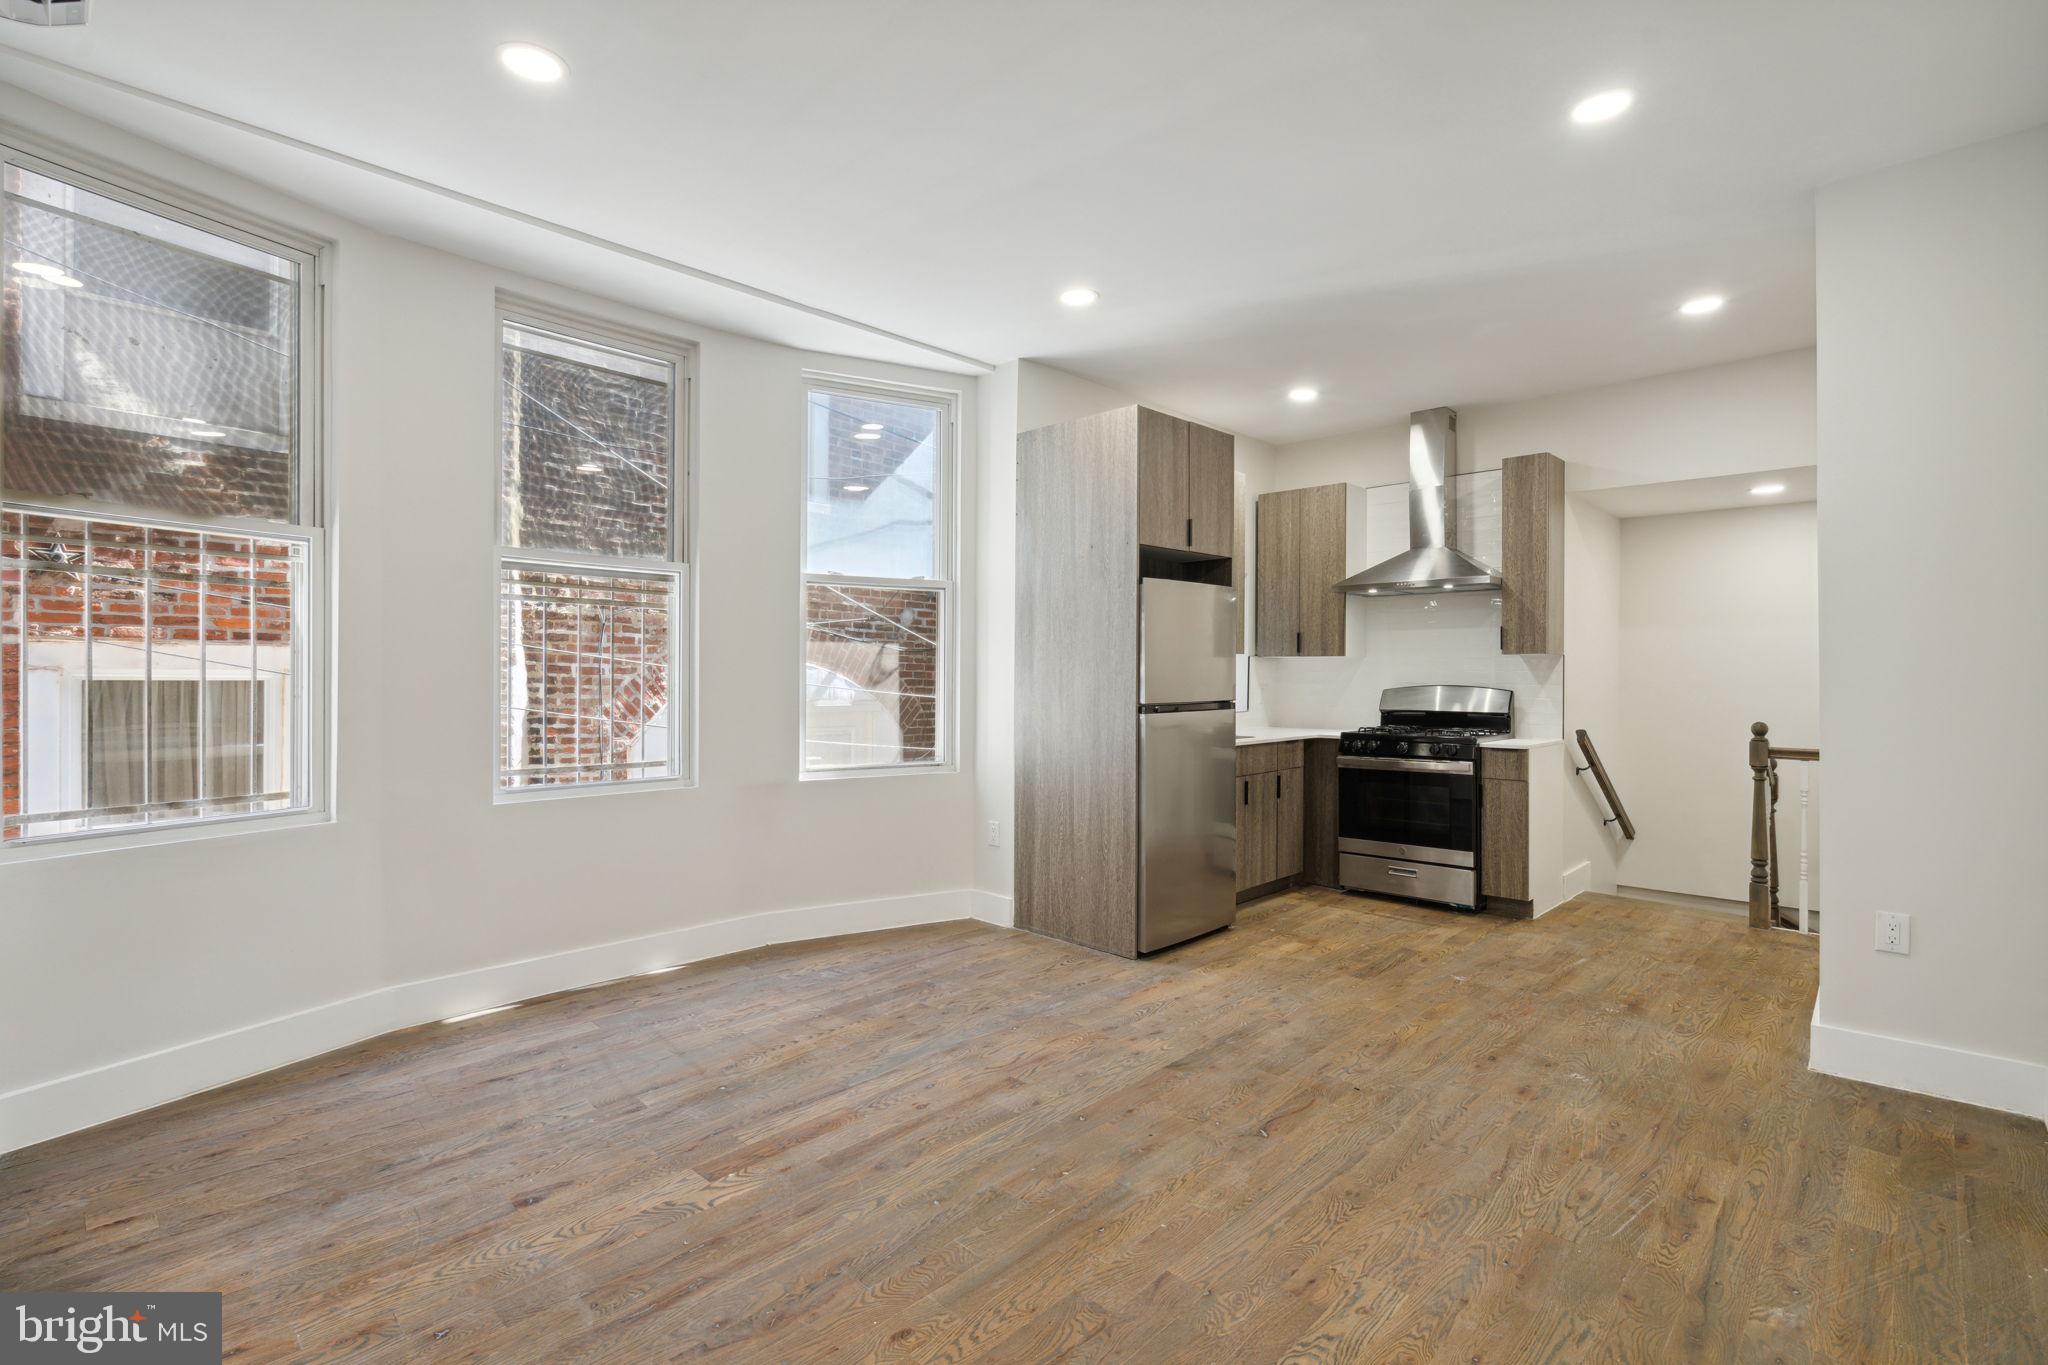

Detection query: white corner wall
xmin=1561 ymin=496 xmax=1623 ymax=895
xmin=1617 ymin=503 xmax=1820 ymax=903
xmin=1814 ymin=124 xmax=2048 ymax=1119
xmin=0 ymin=93 xmax=995 ymax=1153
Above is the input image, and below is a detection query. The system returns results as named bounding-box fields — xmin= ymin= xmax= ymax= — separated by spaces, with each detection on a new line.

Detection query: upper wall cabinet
xmin=1255 ymin=483 xmax=1368 ymax=656
xmin=1137 ymin=408 xmax=1234 ymax=558
xmin=1500 ymin=452 xmax=1565 ymax=655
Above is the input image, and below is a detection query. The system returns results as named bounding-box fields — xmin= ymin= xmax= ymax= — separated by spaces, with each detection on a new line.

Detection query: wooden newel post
xmin=1748 ymin=721 xmax=1772 ymax=928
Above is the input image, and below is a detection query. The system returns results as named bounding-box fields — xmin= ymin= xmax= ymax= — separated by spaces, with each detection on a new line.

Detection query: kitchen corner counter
xmin=1478 ymin=736 xmax=1565 ymax=750
xmin=1235 ymin=726 xmax=1344 ymax=748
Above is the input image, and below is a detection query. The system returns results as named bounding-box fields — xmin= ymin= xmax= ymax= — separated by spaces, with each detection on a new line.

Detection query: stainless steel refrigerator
xmin=1137 ymin=578 xmax=1238 ymax=952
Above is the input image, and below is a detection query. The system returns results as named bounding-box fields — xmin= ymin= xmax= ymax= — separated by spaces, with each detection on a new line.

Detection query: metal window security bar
xmin=2 ymin=507 xmax=307 ymax=841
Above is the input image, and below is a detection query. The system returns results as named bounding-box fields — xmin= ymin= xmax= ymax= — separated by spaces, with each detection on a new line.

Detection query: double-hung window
xmin=1 ymin=149 xmax=322 ymax=847
xmin=495 ymin=302 xmax=690 ymax=795
xmin=801 ymin=378 xmax=954 ymax=774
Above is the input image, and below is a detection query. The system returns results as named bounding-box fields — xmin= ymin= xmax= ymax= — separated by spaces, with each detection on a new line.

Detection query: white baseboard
xmin=1 ymin=890 xmax=992 ymax=1156
xmin=964 ymin=889 xmax=1014 ymax=927
xmin=1560 ymin=861 xmax=1592 ymax=903
xmin=1810 ymin=1018 xmax=2048 ymax=1121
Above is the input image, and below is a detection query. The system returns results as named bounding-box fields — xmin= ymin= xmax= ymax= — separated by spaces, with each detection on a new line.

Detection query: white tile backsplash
xmin=1253 ymin=592 xmax=1564 ymax=737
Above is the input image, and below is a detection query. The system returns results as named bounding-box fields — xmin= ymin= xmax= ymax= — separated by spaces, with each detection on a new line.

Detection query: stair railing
xmin=1573 ymin=730 xmax=1635 ymax=841
xmin=1749 ymin=721 xmax=1820 ymax=931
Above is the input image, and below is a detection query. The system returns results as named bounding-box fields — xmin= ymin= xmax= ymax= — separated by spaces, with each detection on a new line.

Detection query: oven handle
xmin=1335 ymin=755 xmax=1474 ymax=775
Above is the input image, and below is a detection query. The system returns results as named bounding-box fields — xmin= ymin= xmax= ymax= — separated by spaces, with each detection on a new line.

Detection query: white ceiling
xmin=4 ymin=1 xmax=2045 ymax=442
xmin=1576 ymin=466 xmax=1816 ymax=519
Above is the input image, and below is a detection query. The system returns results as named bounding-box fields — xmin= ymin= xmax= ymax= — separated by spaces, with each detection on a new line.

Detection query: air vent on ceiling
xmin=4 ymin=0 xmax=89 ymax=26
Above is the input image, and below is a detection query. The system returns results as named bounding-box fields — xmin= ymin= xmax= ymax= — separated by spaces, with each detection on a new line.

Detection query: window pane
xmin=2 ymin=165 xmax=299 ymax=522
xmin=498 ymin=563 xmax=677 ymax=790
xmin=804 ymin=390 xmax=939 ymax=578
xmin=803 ymin=582 xmax=939 ymax=770
xmin=500 ymin=324 xmax=673 ymax=558
xmin=2 ymin=509 xmax=303 ymax=842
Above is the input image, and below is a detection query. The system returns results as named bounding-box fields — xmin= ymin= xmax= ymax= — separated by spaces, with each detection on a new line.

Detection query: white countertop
xmin=1233 ymin=726 xmax=1343 ymax=748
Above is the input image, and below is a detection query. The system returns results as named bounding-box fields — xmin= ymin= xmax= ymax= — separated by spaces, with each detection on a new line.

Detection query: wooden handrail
xmin=1751 ymin=722 xmax=1820 ymax=929
xmin=1572 ymin=730 xmax=1636 ymax=841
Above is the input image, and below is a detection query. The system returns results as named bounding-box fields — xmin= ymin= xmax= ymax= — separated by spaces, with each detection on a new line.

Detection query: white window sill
xmin=0 ymin=807 xmax=332 ymax=865
xmin=799 ymin=762 xmax=957 ymax=783
xmin=493 ymin=774 xmax=699 ymax=805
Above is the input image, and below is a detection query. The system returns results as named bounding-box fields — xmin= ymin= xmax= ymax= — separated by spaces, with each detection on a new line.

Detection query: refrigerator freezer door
xmin=1139 ymin=579 xmax=1237 ymax=707
xmin=1139 ymin=707 xmax=1238 ymax=952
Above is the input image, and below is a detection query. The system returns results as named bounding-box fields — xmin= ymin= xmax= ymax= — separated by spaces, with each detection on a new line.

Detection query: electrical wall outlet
xmin=985 ymin=820 xmax=1002 ymax=848
xmin=1876 ymin=911 xmax=1911 ymax=955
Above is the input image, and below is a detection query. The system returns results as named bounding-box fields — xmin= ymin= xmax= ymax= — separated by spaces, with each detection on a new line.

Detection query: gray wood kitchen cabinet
xmin=1500 ymin=452 xmax=1565 ymax=655
xmin=1136 ymin=408 xmax=1235 ymax=557
xmin=1235 ymin=742 xmax=1305 ymax=895
xmin=1255 ymin=483 xmax=1367 ymax=656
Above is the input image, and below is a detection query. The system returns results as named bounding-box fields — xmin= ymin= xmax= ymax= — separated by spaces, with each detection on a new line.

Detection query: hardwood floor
xmin=4 ymin=890 xmax=2042 ymax=1362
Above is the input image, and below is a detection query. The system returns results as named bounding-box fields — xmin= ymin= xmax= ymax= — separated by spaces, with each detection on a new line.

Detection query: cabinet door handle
xmin=1386 ymin=867 xmax=1420 ymax=878
xmin=1295 ymin=630 xmax=1302 ymax=653
xmin=1274 ymin=774 xmax=1280 ymax=799
xmin=1241 ymin=780 xmax=1248 ymax=806
xmin=1186 ymin=516 xmax=1192 ymax=547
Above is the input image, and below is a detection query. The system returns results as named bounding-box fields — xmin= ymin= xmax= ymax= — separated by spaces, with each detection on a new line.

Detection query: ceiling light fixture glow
xmin=575 ymin=460 xmax=603 ymax=473
xmin=842 ymin=483 xmax=871 ymax=493
xmin=186 ymin=428 xmax=227 ymax=439
xmin=1679 ymin=293 xmax=1726 ymax=317
xmin=498 ymin=42 xmax=567 ymax=83
xmin=859 ymin=422 xmax=884 ymax=431
xmin=1287 ymin=386 xmax=1319 ymax=404
xmin=1570 ymin=88 xmax=1634 ymax=125
xmin=50 ymin=274 xmax=84 ymax=288
xmin=10 ymin=260 xmax=62 ymax=279
xmin=1750 ymin=483 xmax=1786 ymax=496
xmin=1059 ymin=287 xmax=1099 ymax=308
xmin=852 ymin=430 xmax=882 ymax=441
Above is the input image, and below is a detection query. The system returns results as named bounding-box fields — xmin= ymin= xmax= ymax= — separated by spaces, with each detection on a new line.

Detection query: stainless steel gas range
xmin=1336 ymin=684 xmax=1513 ymax=912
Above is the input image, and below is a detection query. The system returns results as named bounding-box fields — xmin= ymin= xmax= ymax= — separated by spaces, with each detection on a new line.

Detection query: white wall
xmin=0 ymin=94 xmax=989 ymax=1151
xmin=1562 ymin=497 xmax=1623 ymax=895
xmin=1617 ymin=503 xmax=1820 ymax=903
xmin=1813 ymin=124 xmax=2048 ymax=1118
xmin=1273 ymin=349 xmax=1816 ymax=491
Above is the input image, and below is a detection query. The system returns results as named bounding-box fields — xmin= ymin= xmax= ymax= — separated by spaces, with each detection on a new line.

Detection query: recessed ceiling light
xmin=1366 ymin=588 xmax=1379 ymax=595
xmin=842 ymin=483 xmax=871 ymax=493
xmin=498 ymin=42 xmax=567 ymax=83
xmin=853 ymin=430 xmax=882 ymax=441
xmin=1570 ymin=88 xmax=1634 ymax=125
xmin=1059 ymin=287 xmax=1099 ymax=308
xmin=859 ymin=422 xmax=884 ymax=431
xmin=50 ymin=274 xmax=83 ymax=289
xmin=1287 ymin=386 xmax=1319 ymax=404
xmin=1679 ymin=293 xmax=1726 ymax=317
xmin=10 ymin=260 xmax=62 ymax=279
xmin=1750 ymin=483 xmax=1786 ymax=496
xmin=575 ymin=460 xmax=603 ymax=473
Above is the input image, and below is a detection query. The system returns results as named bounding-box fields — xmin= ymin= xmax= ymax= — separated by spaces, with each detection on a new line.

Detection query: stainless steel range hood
xmin=1335 ymin=407 xmax=1502 ymax=596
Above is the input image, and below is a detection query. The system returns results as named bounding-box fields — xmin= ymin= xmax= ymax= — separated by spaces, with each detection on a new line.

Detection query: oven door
xmin=1337 ymin=756 xmax=1477 ymax=867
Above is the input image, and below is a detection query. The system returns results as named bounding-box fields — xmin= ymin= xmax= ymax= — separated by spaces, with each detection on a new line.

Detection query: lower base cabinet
xmin=1236 ymin=743 xmax=1305 ymax=895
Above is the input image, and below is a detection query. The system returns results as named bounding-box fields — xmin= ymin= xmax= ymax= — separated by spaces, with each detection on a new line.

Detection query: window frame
xmin=797 ymin=373 xmax=958 ymax=780
xmin=491 ymin=295 xmax=696 ymax=803
xmin=0 ymin=135 xmax=329 ymax=858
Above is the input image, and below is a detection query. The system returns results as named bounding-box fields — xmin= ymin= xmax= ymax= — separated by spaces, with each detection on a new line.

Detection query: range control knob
xmin=1435 ymin=741 xmax=1462 ymax=757
xmin=1390 ymin=741 xmax=1410 ymax=756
